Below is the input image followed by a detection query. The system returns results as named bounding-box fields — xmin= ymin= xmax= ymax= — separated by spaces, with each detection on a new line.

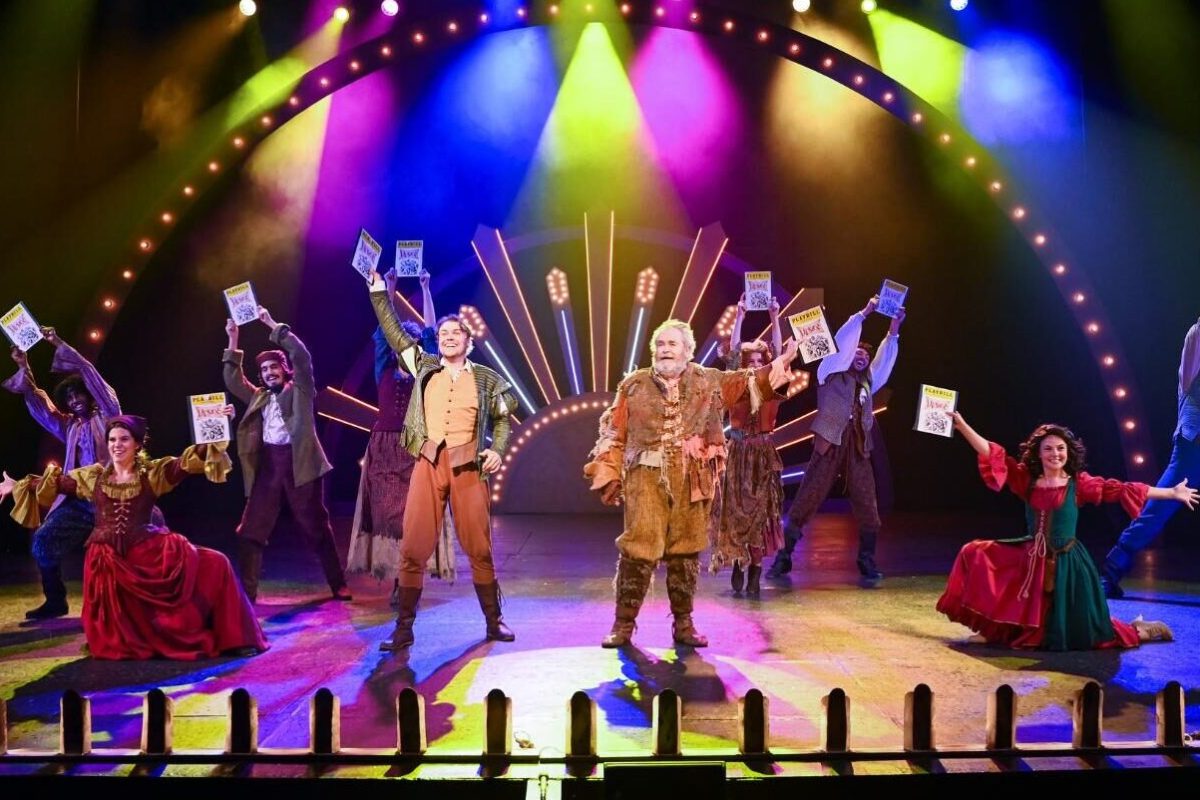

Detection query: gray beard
xmin=653 ymin=359 xmax=687 ymax=380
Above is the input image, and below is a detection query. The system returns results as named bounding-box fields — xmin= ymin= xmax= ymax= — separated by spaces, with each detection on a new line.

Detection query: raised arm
xmin=1179 ymin=316 xmax=1200 ymax=397
xmin=3 ymin=346 xmax=70 ymax=441
xmin=369 ymin=270 xmax=421 ymax=360
xmin=261 ymin=307 xmax=315 ymax=397
xmin=816 ymin=296 xmax=877 ymax=384
xmin=419 ymin=269 xmax=436 ymax=329
xmin=769 ymin=296 xmax=783 ymax=358
xmin=45 ymin=327 xmax=120 ymax=419
xmin=868 ymin=306 xmax=903 ymax=392
xmin=729 ymin=294 xmax=746 ymax=354
xmin=949 ymin=411 xmax=989 ymax=456
xmin=222 ymin=318 xmax=257 ymax=405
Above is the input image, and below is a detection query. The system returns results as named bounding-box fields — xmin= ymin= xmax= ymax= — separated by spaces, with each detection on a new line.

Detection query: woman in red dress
xmin=1 ymin=415 xmax=267 ymax=660
xmin=936 ymin=411 xmax=1194 ymax=650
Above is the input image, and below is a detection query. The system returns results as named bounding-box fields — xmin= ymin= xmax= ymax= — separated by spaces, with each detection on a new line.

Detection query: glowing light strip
xmin=605 ymin=210 xmax=614 ymax=391
xmin=754 ymin=288 xmax=812 ymax=343
xmin=561 ymin=309 xmax=582 ymax=395
xmin=685 ymin=236 xmax=728 ymax=326
xmin=495 ymin=228 xmax=562 ymax=401
xmin=627 ymin=305 xmax=646 ymax=374
xmin=484 ymin=340 xmax=536 ymax=415
xmin=585 ymin=213 xmax=596 ymax=391
xmin=701 ymin=340 xmax=718 ymax=364
xmin=317 ymin=412 xmax=371 ymax=432
xmin=325 ymin=386 xmax=379 ymax=413
xmin=470 ymin=231 xmax=560 ymax=405
xmin=669 ymin=228 xmax=703 ymax=321
xmin=781 ymin=469 xmax=807 ymax=480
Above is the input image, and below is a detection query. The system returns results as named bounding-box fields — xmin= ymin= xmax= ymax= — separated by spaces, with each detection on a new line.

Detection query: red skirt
xmin=82 ymin=533 xmax=268 ymax=660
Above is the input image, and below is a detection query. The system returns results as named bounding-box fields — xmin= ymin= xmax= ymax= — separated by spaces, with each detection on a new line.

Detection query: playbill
xmin=1 ymin=302 xmax=43 ymax=353
xmin=914 ymin=384 xmax=957 ymax=438
xmin=351 ymin=228 xmax=383 ymax=281
xmin=787 ymin=306 xmax=838 ymax=364
xmin=189 ymin=392 xmax=231 ymax=444
xmin=223 ymin=281 xmax=259 ymax=326
xmin=744 ymin=271 xmax=771 ymax=311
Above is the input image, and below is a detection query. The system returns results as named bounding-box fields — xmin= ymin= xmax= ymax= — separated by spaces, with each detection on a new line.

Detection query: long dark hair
xmin=1017 ymin=423 xmax=1086 ymax=480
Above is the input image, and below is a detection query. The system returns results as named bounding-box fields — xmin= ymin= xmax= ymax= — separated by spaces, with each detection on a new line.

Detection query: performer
xmin=586 ymin=319 xmax=797 ymax=648
xmin=708 ymin=294 xmax=787 ymax=598
xmin=767 ymin=296 xmax=904 ymax=583
xmin=936 ymin=412 xmax=1192 ymax=650
xmin=0 ymin=415 xmax=266 ymax=660
xmin=1100 ymin=315 xmax=1200 ymax=598
xmin=4 ymin=326 xmax=128 ymax=619
xmin=368 ymin=270 xmax=517 ymax=650
xmin=347 ymin=269 xmax=456 ymax=602
xmin=223 ymin=307 xmax=351 ymax=603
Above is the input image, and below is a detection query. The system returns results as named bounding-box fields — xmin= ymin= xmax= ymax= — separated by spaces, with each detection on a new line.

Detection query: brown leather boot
xmin=666 ymin=555 xmax=708 ymax=647
xmin=601 ymin=556 xmax=653 ymax=648
xmin=474 ymin=581 xmax=516 ymax=642
xmin=380 ymin=586 xmax=421 ymax=651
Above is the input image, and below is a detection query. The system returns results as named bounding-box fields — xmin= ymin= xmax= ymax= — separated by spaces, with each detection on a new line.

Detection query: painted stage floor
xmin=2 ymin=507 xmax=1199 ymax=784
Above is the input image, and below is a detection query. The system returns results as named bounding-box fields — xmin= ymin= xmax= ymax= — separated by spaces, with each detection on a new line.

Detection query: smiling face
xmin=64 ymin=386 xmax=94 ymax=418
xmin=1039 ymin=434 xmax=1069 ymax=474
xmin=851 ymin=347 xmax=871 ymax=372
xmin=437 ymin=318 xmax=471 ymax=360
xmin=653 ymin=327 xmax=690 ymax=378
xmin=107 ymin=425 xmax=138 ymax=470
xmin=259 ymin=358 xmax=287 ymax=391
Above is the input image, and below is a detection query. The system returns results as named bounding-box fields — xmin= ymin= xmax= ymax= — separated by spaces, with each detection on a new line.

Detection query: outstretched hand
xmin=1172 ymin=478 xmax=1199 ymax=510
xmin=779 ymin=337 xmax=798 ymax=364
xmin=0 ymin=470 xmax=15 ymax=502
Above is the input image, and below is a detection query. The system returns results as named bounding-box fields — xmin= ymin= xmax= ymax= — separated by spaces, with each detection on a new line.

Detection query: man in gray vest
xmin=766 ymin=295 xmax=904 ymax=583
xmin=1101 ymin=316 xmax=1200 ymax=598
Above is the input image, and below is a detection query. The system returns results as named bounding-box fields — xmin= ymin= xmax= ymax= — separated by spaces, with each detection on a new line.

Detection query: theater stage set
xmin=2 ymin=0 xmax=1199 ymax=796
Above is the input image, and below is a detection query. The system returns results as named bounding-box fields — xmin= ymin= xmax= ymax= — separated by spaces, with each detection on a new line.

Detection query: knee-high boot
xmin=602 ymin=556 xmax=653 ymax=648
xmin=474 ymin=581 xmax=516 ymax=641
xmin=380 ymin=586 xmax=422 ymax=651
xmin=665 ymin=555 xmax=708 ymax=647
xmin=236 ymin=539 xmax=264 ymax=602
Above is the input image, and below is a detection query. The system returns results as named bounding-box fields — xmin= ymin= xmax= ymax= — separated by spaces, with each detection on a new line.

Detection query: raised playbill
xmin=744 ymin=271 xmax=771 ymax=311
xmin=395 ymin=240 xmax=424 ymax=278
xmin=787 ymin=306 xmax=839 ymax=364
xmin=188 ymin=392 xmax=231 ymax=445
xmin=1 ymin=302 xmax=44 ymax=353
xmin=877 ymin=278 xmax=908 ymax=318
xmin=351 ymin=228 xmax=383 ymax=282
xmin=914 ymin=384 xmax=958 ymax=437
xmin=223 ymin=281 xmax=259 ymax=326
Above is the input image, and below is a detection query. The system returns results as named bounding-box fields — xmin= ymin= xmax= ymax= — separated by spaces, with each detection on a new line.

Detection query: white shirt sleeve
xmin=869 ymin=333 xmax=900 ymax=393
xmin=1179 ymin=319 xmax=1200 ymax=398
xmin=817 ymin=312 xmax=866 ymax=385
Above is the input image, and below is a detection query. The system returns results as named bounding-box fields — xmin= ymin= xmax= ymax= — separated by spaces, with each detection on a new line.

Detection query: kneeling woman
xmin=937 ymin=411 xmax=1196 ymax=650
xmin=0 ymin=415 xmax=267 ymax=660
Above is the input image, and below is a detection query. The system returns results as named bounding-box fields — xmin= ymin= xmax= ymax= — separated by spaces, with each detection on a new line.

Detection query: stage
xmin=2 ymin=507 xmax=1198 ymax=794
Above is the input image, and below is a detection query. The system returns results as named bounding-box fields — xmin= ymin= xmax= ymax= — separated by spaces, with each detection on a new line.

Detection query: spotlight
xmin=950 ymin=0 xmax=969 ymax=10
xmin=334 ymin=6 xmax=350 ymax=23
xmin=238 ymin=0 xmax=257 ymax=17
xmin=861 ymin=0 xmax=877 ymax=12
xmin=381 ymin=0 xmax=400 ymax=15
xmin=793 ymin=0 xmax=811 ymax=12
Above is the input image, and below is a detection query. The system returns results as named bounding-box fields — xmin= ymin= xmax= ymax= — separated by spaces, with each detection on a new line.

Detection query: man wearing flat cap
xmin=223 ymin=306 xmax=350 ymax=603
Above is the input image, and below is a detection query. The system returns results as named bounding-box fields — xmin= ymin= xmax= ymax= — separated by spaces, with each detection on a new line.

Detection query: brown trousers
xmin=399 ymin=444 xmax=495 ymax=588
xmin=617 ymin=454 xmax=712 ymax=563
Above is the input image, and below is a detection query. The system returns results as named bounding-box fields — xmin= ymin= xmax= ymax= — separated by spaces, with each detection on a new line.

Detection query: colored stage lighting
xmin=238 ymin=0 xmax=257 ymax=17
xmin=381 ymin=0 xmax=399 ymax=16
xmin=950 ymin=0 xmax=969 ymax=9
xmin=792 ymin=0 xmax=811 ymax=11
xmin=861 ymin=0 xmax=877 ymax=12
xmin=334 ymin=6 xmax=350 ymax=23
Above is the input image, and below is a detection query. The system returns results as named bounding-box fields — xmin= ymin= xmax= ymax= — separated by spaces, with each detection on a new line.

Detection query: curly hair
xmin=1017 ymin=423 xmax=1086 ymax=481
xmin=52 ymin=374 xmax=92 ymax=413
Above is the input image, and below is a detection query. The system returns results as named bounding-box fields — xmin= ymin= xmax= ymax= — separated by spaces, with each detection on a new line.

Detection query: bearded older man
xmin=585 ymin=319 xmax=797 ymax=648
